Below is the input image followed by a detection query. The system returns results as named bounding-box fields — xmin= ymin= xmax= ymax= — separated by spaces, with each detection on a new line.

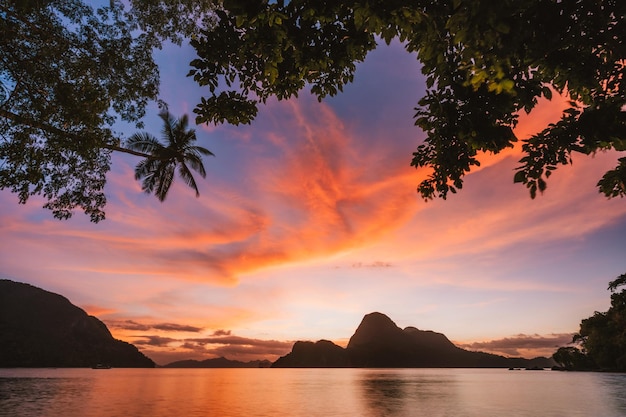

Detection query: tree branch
xmin=0 ymin=108 xmax=159 ymax=159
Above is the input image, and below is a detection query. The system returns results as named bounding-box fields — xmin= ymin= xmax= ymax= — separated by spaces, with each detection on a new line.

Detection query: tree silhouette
xmin=553 ymin=273 xmax=626 ymax=371
xmin=4 ymin=1 xmax=625 ymax=221
xmin=126 ymin=111 xmax=214 ymax=201
xmin=191 ymin=0 xmax=626 ymax=200
xmin=0 ymin=0 xmax=219 ymax=221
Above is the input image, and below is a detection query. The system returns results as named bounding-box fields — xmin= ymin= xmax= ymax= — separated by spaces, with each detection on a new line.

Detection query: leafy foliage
xmin=0 ymin=0 xmax=216 ymax=221
xmin=0 ymin=0 xmax=159 ymax=221
xmin=574 ymin=275 xmax=626 ymax=371
xmin=552 ymin=346 xmax=595 ymax=371
xmin=3 ymin=0 xmax=625 ymax=221
xmin=553 ymin=274 xmax=626 ymax=371
xmin=191 ymin=0 xmax=626 ymax=200
xmin=189 ymin=0 xmax=377 ymax=125
xmin=121 ymin=0 xmax=217 ymax=47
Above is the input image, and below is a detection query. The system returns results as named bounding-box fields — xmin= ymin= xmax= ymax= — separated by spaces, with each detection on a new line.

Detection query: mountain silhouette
xmin=272 ymin=340 xmax=351 ymax=367
xmin=273 ymin=312 xmax=554 ymax=368
xmin=0 ymin=279 xmax=154 ymax=367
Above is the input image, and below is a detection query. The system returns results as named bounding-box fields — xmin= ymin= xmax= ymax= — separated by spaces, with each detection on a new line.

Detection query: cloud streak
xmin=351 ymin=261 xmax=393 ymax=268
xmin=133 ymin=335 xmax=179 ymax=347
xmin=456 ymin=333 xmax=574 ymax=358
xmin=107 ymin=320 xmax=203 ymax=333
xmin=26 ymin=97 xmax=422 ymax=286
xmin=1 ymin=40 xmax=624 ymax=366
xmin=134 ymin=333 xmax=294 ymax=365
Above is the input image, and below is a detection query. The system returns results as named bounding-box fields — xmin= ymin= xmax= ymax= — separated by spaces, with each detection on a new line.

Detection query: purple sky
xmin=1 ymin=38 xmax=625 ymax=365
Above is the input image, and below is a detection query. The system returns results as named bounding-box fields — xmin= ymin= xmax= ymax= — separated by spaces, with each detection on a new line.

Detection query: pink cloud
xmin=106 ymin=320 xmax=203 ymax=333
xmin=456 ymin=333 xmax=574 ymax=358
xmin=129 ymin=331 xmax=293 ymax=364
xmin=6 ymin=83 xmax=586 ymax=292
xmin=65 ymin=97 xmax=423 ymax=284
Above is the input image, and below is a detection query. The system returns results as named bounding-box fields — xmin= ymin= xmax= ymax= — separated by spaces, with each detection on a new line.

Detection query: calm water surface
xmin=1 ymin=368 xmax=625 ymax=417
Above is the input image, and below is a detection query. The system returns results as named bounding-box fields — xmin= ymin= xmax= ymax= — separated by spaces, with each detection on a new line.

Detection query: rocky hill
xmin=273 ymin=312 xmax=555 ymax=368
xmin=0 ymin=279 xmax=154 ymax=368
xmin=272 ymin=340 xmax=351 ymax=367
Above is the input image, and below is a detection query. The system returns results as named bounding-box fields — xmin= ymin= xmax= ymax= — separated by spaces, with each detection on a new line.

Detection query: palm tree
xmin=125 ymin=111 xmax=214 ymax=201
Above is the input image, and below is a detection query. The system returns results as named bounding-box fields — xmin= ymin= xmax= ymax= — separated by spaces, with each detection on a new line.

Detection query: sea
xmin=1 ymin=368 xmax=625 ymax=417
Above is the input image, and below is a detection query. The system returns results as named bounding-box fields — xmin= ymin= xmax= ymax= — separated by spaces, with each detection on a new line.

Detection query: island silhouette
xmin=272 ymin=312 xmax=554 ymax=368
xmin=0 ymin=280 xmax=553 ymax=368
xmin=0 ymin=279 xmax=153 ymax=368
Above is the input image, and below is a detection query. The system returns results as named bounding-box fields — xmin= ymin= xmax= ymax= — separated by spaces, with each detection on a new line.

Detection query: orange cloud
xmin=2 ymin=88 xmax=620 ymax=297
xmin=230 ymin=100 xmax=422 ymax=262
xmin=6 ymin=91 xmax=577 ymax=291
xmin=82 ymin=98 xmax=424 ymax=283
xmin=514 ymin=90 xmax=572 ymax=140
xmin=345 ymin=136 xmax=624 ymax=294
xmin=367 ymin=88 xmax=622 ymax=266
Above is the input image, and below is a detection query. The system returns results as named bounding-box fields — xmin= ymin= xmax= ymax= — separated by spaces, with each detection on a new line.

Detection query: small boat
xmin=92 ymin=364 xmax=112 ymax=369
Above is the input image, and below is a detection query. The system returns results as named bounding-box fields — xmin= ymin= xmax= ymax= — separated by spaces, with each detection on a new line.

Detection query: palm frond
xmin=191 ymin=145 xmax=215 ymax=157
xmin=184 ymin=153 xmax=207 ymax=178
xmin=155 ymin=163 xmax=176 ymax=201
xmin=174 ymin=114 xmax=190 ymax=143
xmin=178 ymin=129 xmax=197 ymax=149
xmin=126 ymin=132 xmax=164 ymax=154
xmin=140 ymin=168 xmax=159 ymax=195
xmin=178 ymin=163 xmax=200 ymax=197
xmin=159 ymin=111 xmax=176 ymax=146
xmin=131 ymin=111 xmax=213 ymax=201
xmin=134 ymin=157 xmax=159 ymax=181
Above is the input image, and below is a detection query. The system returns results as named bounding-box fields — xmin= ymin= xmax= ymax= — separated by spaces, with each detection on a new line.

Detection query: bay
xmin=1 ymin=368 xmax=625 ymax=417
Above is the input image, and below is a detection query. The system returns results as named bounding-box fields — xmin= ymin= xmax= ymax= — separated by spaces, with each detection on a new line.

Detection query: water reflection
xmin=362 ymin=376 xmax=407 ymax=415
xmin=359 ymin=370 xmax=459 ymax=416
xmin=0 ymin=375 xmax=91 ymax=417
xmin=600 ymin=373 xmax=626 ymax=414
xmin=357 ymin=369 xmax=626 ymax=417
xmin=1 ymin=368 xmax=626 ymax=417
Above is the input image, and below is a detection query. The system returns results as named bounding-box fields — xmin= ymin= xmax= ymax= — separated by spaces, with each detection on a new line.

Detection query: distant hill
xmin=163 ymin=357 xmax=272 ymax=368
xmin=273 ymin=312 xmax=555 ymax=368
xmin=271 ymin=340 xmax=351 ymax=367
xmin=0 ymin=279 xmax=154 ymax=368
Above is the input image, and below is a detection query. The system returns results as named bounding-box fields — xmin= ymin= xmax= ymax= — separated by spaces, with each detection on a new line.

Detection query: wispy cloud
xmin=134 ymin=335 xmax=179 ymax=347
xmin=456 ymin=333 xmax=574 ymax=358
xmin=7 ymin=92 xmax=609 ymax=292
xmin=1 ymin=40 xmax=624 ymax=367
xmin=185 ymin=335 xmax=291 ymax=350
xmin=351 ymin=261 xmax=393 ymax=268
xmin=107 ymin=320 xmax=203 ymax=333
xmin=135 ymin=333 xmax=293 ymax=365
xmin=40 ymin=97 xmax=422 ymax=285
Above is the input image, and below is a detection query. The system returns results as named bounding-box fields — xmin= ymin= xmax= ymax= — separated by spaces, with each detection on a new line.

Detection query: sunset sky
xmin=2 ymin=38 xmax=625 ymax=366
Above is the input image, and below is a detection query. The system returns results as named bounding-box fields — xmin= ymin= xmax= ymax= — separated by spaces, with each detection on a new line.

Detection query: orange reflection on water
xmin=1 ymin=368 xmax=625 ymax=417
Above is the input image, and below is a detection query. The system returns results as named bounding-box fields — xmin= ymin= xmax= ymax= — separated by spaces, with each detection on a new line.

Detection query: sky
xmin=1 ymin=37 xmax=625 ymax=366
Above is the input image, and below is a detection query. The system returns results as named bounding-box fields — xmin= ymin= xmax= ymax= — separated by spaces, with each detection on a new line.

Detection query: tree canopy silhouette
xmin=0 ymin=0 xmax=215 ymax=221
xmin=2 ymin=0 xmax=625 ymax=222
xmin=553 ymin=274 xmax=626 ymax=372
xmin=191 ymin=0 xmax=626 ymax=200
